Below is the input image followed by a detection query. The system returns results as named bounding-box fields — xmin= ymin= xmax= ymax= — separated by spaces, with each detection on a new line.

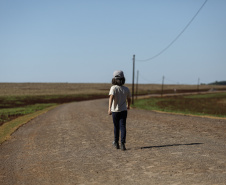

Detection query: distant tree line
xmin=209 ymin=81 xmax=226 ymax=85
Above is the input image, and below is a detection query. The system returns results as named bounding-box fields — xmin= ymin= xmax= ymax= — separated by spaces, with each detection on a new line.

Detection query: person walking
xmin=108 ymin=70 xmax=131 ymax=151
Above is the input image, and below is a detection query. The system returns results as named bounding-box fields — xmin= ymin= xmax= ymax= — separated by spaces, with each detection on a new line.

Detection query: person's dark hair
xmin=112 ymin=77 xmax=125 ymax=86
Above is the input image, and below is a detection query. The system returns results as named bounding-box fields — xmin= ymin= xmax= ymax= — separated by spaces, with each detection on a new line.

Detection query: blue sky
xmin=0 ymin=0 xmax=225 ymax=84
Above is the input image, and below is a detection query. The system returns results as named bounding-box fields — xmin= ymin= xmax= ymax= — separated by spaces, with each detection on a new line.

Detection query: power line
xmin=137 ymin=0 xmax=208 ymax=62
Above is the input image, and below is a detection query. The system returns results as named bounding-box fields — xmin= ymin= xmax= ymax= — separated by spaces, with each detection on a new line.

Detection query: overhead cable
xmin=137 ymin=0 xmax=208 ymax=62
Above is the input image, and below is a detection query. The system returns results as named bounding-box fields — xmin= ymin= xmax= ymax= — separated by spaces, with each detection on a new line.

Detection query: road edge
xmin=0 ymin=105 xmax=58 ymax=145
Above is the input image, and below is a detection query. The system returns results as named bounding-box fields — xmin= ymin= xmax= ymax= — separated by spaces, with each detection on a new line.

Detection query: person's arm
xmin=108 ymin=95 xmax=114 ymax=115
xmin=127 ymin=97 xmax=131 ymax=110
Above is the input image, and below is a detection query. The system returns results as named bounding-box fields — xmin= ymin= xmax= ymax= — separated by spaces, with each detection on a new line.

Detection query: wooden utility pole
xmin=161 ymin=76 xmax=165 ymax=97
xmin=136 ymin=70 xmax=139 ymax=99
xmin=132 ymin=55 xmax=135 ymax=105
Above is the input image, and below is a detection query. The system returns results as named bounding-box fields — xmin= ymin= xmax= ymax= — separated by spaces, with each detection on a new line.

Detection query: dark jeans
xmin=112 ymin=111 xmax=127 ymax=144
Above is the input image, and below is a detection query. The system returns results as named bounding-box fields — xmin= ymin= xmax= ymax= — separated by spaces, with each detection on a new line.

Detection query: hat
xmin=113 ymin=70 xmax=124 ymax=79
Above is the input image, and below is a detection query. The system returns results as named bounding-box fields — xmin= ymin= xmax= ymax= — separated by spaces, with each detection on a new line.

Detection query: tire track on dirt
xmin=0 ymin=99 xmax=226 ymax=184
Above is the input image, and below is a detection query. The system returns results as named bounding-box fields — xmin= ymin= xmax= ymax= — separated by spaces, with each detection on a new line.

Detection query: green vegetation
xmin=0 ymin=106 xmax=57 ymax=144
xmin=0 ymin=93 xmax=108 ymax=144
xmin=0 ymin=103 xmax=56 ymax=125
xmin=0 ymin=94 xmax=107 ymax=126
xmin=134 ymin=93 xmax=226 ymax=118
xmin=185 ymin=93 xmax=226 ymax=99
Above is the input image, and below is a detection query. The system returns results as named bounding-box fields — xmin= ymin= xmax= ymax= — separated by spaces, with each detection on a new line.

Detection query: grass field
xmin=1 ymin=82 xmax=226 ymax=96
xmin=133 ymin=92 xmax=226 ymax=118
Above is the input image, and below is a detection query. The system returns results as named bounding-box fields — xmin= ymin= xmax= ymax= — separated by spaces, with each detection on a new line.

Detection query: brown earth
xmin=0 ymin=99 xmax=226 ymax=185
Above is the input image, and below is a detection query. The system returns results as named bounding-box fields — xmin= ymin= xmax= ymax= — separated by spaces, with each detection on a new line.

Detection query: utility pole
xmin=161 ymin=76 xmax=165 ymax=97
xmin=132 ymin=55 xmax=135 ymax=105
xmin=136 ymin=70 xmax=139 ymax=99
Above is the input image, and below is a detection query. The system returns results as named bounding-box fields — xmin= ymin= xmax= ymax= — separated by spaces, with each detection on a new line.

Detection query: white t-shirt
xmin=109 ymin=85 xmax=131 ymax=112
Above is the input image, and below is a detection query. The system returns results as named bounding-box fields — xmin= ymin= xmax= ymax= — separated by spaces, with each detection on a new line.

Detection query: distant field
xmin=1 ymin=82 xmax=225 ymax=96
xmin=0 ymin=83 xmax=112 ymax=96
xmin=134 ymin=93 xmax=226 ymax=118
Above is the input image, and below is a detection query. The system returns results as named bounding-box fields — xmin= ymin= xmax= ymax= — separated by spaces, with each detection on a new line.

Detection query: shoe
xmin=121 ymin=143 xmax=126 ymax=151
xmin=113 ymin=141 xmax=120 ymax=149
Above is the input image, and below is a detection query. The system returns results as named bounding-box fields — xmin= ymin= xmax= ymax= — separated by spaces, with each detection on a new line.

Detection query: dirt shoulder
xmin=0 ymin=99 xmax=226 ymax=185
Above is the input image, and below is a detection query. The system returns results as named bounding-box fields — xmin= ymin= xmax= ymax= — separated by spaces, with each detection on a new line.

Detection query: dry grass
xmin=134 ymin=93 xmax=226 ymax=118
xmin=0 ymin=83 xmax=225 ymax=96
xmin=0 ymin=83 xmax=112 ymax=96
xmin=0 ymin=105 xmax=57 ymax=144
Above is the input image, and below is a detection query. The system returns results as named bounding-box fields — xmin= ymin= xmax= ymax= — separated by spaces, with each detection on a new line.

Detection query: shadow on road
xmin=139 ymin=143 xmax=203 ymax=150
